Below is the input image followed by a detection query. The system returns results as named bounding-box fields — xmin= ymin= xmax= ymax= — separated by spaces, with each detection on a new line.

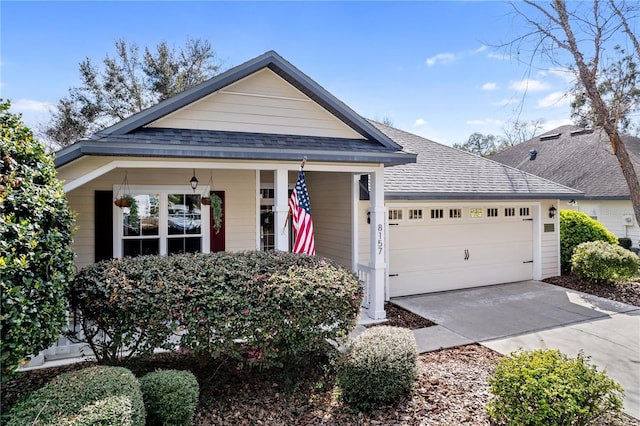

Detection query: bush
xmin=618 ymin=237 xmax=632 ymax=250
xmin=486 ymin=349 xmax=623 ymax=425
xmin=0 ymin=100 xmax=76 ymax=379
xmin=139 ymin=369 xmax=199 ymax=426
xmin=7 ymin=366 xmax=145 ymax=426
xmin=68 ymin=251 xmax=363 ymax=368
xmin=54 ymin=396 xmax=134 ymax=426
xmin=337 ymin=326 xmax=417 ymax=411
xmin=571 ymin=240 xmax=639 ymax=284
xmin=560 ymin=210 xmax=617 ymax=273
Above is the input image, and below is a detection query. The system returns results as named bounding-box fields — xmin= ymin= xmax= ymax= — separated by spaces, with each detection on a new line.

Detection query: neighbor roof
xmin=490 ymin=125 xmax=640 ymax=200
xmin=371 ymin=121 xmax=582 ymax=200
xmin=55 ymin=50 xmax=415 ymax=168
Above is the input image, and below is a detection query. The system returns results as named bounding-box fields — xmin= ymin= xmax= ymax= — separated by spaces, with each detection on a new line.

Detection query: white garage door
xmin=388 ymin=206 xmax=534 ymax=297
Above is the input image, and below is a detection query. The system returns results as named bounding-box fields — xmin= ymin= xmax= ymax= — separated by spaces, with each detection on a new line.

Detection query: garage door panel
xmin=389 ymin=211 xmax=534 ymax=297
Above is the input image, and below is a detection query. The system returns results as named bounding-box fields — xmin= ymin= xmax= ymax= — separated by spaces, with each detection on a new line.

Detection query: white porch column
xmin=274 ymin=168 xmax=290 ymax=252
xmin=368 ymin=166 xmax=387 ymax=319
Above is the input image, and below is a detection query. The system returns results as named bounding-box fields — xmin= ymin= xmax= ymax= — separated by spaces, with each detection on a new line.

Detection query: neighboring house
xmin=53 ymin=50 xmax=580 ymax=336
xmin=490 ymin=125 xmax=640 ymax=249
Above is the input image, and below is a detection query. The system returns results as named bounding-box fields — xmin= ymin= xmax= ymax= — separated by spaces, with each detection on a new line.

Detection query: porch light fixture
xmin=190 ymin=169 xmax=199 ymax=192
xmin=549 ymin=205 xmax=557 ymax=219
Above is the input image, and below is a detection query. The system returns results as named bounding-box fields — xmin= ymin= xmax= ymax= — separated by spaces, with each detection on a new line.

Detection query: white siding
xmin=307 ymin=172 xmax=352 ymax=268
xmin=147 ymin=68 xmax=364 ymax=139
xmin=567 ymin=200 xmax=638 ymax=248
xmin=66 ymin=169 xmax=256 ymax=270
xmin=540 ymin=200 xmax=560 ymax=278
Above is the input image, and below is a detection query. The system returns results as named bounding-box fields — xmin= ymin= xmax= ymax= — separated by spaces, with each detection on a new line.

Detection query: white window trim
xmin=113 ymin=185 xmax=210 ymax=258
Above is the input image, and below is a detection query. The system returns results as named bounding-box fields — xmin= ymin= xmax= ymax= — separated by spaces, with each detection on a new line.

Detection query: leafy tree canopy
xmin=43 ymin=38 xmax=221 ymax=149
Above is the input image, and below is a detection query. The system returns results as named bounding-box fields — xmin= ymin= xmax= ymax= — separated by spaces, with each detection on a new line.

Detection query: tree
xmin=0 ymin=100 xmax=76 ymax=378
xmin=501 ymin=119 xmax=545 ymax=148
xmin=510 ymin=0 xmax=640 ymax=225
xmin=453 ymin=132 xmax=505 ymax=157
xmin=43 ymin=38 xmax=221 ymax=150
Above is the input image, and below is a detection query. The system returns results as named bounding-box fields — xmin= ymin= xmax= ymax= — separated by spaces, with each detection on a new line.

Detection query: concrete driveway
xmin=391 ymin=281 xmax=640 ymax=419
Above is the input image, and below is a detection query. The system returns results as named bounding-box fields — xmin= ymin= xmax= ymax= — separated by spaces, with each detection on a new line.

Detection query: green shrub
xmin=560 ymin=210 xmax=618 ymax=273
xmin=337 ymin=326 xmax=418 ymax=411
xmin=139 ymin=369 xmax=199 ymax=426
xmin=571 ymin=240 xmax=639 ymax=284
xmin=486 ymin=349 xmax=623 ymax=426
xmin=0 ymin=100 xmax=76 ymax=379
xmin=618 ymin=237 xmax=632 ymax=250
xmin=7 ymin=366 xmax=145 ymax=426
xmin=68 ymin=251 xmax=363 ymax=368
xmin=52 ymin=396 xmax=134 ymax=426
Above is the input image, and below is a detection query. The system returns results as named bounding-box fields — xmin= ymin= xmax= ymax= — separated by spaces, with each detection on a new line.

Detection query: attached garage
xmin=387 ymin=203 xmax=534 ymax=296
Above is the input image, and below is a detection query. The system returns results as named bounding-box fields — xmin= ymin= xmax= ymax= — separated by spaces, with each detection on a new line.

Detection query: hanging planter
xmin=202 ymin=194 xmax=223 ymax=233
xmin=114 ymin=172 xmax=135 ymax=208
xmin=114 ymin=194 xmax=135 ymax=208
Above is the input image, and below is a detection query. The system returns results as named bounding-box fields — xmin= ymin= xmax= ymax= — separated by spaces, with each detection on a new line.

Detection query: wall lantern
xmin=189 ymin=169 xmax=199 ymax=192
xmin=549 ymin=205 xmax=557 ymax=219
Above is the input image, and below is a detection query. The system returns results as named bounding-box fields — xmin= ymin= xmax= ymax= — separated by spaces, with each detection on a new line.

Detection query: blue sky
xmin=1 ymin=1 xmax=588 ymax=146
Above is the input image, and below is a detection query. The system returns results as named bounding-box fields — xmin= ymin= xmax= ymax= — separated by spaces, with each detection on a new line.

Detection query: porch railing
xmin=357 ymin=263 xmax=373 ymax=309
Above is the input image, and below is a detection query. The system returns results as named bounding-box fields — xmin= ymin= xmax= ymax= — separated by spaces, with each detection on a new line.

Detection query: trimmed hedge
xmin=68 ymin=251 xmax=363 ymax=368
xmin=337 ymin=326 xmax=418 ymax=411
xmin=1 ymin=101 xmax=76 ymax=378
xmin=486 ymin=349 xmax=623 ymax=426
xmin=618 ymin=237 xmax=632 ymax=250
xmin=572 ymin=240 xmax=639 ymax=284
xmin=560 ymin=210 xmax=618 ymax=273
xmin=139 ymin=369 xmax=199 ymax=426
xmin=7 ymin=366 xmax=145 ymax=426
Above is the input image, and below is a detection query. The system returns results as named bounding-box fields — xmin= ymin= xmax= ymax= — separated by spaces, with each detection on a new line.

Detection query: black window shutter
xmin=95 ymin=191 xmax=113 ymax=262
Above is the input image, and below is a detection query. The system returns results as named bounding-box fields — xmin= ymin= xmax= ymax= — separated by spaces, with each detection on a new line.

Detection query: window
xmin=487 ymin=208 xmax=499 ymax=217
xmin=116 ymin=186 xmax=208 ymax=258
xmin=449 ymin=208 xmax=462 ymax=219
xmin=409 ymin=209 xmax=423 ymax=220
xmin=505 ymin=207 xmax=516 ymax=217
xmin=520 ymin=207 xmax=530 ymax=217
xmin=388 ymin=209 xmax=403 ymax=221
xmin=470 ymin=208 xmax=483 ymax=218
xmin=430 ymin=208 xmax=444 ymax=219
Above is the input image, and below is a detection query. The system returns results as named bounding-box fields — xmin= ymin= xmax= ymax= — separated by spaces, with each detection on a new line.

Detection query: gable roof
xmin=371 ymin=121 xmax=582 ymax=200
xmin=489 ymin=125 xmax=640 ymax=200
xmin=55 ymin=50 xmax=415 ymax=167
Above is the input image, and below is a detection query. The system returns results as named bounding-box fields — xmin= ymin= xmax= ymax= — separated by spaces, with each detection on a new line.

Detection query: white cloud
xmin=481 ymin=82 xmax=497 ymax=91
xmin=474 ymin=45 xmax=488 ymax=54
xmin=536 ymin=91 xmax=571 ymax=109
xmin=466 ymin=118 xmax=504 ymax=126
xmin=488 ymin=52 xmax=511 ymax=60
xmin=540 ymin=118 xmax=574 ymax=132
xmin=509 ymin=79 xmax=550 ymax=92
xmin=12 ymin=99 xmax=53 ymax=112
xmin=426 ymin=53 xmax=456 ymax=67
xmin=492 ymin=98 xmax=518 ymax=106
xmin=413 ymin=118 xmax=427 ymax=127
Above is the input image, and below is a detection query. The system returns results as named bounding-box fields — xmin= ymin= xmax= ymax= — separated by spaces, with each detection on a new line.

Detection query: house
xmin=490 ymin=125 xmax=640 ymax=249
xmin=54 ymin=50 xmax=580 ymax=331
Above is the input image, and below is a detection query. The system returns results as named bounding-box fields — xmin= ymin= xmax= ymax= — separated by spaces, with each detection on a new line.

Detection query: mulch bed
xmin=3 ymin=275 xmax=639 ymax=425
xmin=367 ymin=302 xmax=436 ymax=329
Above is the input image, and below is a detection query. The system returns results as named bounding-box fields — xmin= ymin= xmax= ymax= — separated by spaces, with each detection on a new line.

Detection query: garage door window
xmin=449 ymin=208 xmax=462 ymax=219
xmin=409 ymin=209 xmax=423 ymax=220
xmin=520 ymin=207 xmax=531 ymax=217
xmin=470 ymin=208 xmax=483 ymax=218
xmin=430 ymin=208 xmax=444 ymax=219
xmin=487 ymin=208 xmax=499 ymax=218
xmin=389 ymin=209 xmax=403 ymax=221
xmin=505 ymin=207 xmax=516 ymax=217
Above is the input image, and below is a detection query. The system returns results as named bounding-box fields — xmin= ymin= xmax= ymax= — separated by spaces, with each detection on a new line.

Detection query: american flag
xmin=288 ymin=168 xmax=315 ymax=255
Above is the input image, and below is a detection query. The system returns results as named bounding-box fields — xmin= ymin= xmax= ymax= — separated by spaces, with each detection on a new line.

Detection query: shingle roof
xmin=371 ymin=121 xmax=582 ymax=200
xmin=489 ymin=125 xmax=639 ymax=200
xmin=55 ymin=50 xmax=416 ymax=168
xmin=54 ymin=128 xmax=415 ymax=166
